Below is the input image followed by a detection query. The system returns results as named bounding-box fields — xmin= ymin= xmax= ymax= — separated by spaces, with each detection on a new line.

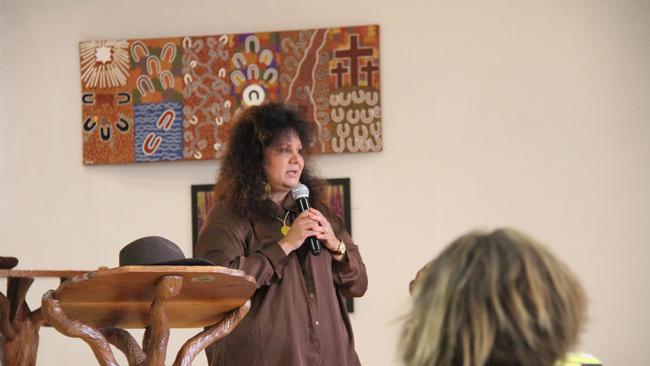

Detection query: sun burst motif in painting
xmin=80 ymin=40 xmax=130 ymax=88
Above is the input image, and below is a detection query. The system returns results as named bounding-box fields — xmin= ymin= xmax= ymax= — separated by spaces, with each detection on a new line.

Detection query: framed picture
xmin=320 ymin=178 xmax=352 ymax=235
xmin=191 ymin=183 xmax=218 ymax=252
xmin=191 ymin=178 xmax=355 ymax=312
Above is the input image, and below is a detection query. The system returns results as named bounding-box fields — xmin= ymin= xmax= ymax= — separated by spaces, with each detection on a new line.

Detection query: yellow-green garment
xmin=556 ymin=353 xmax=602 ymax=366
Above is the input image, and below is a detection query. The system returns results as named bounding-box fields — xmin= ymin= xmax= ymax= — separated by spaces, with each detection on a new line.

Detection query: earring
xmin=264 ymin=182 xmax=272 ymax=199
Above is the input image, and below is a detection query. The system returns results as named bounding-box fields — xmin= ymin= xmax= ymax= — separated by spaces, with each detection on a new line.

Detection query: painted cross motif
xmin=333 ymin=35 xmax=374 ymax=86
xmin=361 ymin=60 xmax=379 ymax=88
xmin=331 ymin=62 xmax=349 ymax=89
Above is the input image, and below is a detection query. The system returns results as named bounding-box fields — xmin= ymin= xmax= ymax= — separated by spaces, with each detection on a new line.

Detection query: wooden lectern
xmin=41 ymin=265 xmax=256 ymax=366
xmin=0 ymin=255 xmax=89 ymax=366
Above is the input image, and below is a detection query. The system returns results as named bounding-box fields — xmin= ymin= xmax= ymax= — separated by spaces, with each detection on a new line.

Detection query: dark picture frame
xmin=191 ymin=178 xmax=354 ymax=312
xmin=191 ymin=183 xmax=218 ymax=252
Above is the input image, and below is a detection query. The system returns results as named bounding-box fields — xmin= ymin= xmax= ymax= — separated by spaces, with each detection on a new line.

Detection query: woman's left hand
xmin=307 ymin=208 xmax=340 ymax=253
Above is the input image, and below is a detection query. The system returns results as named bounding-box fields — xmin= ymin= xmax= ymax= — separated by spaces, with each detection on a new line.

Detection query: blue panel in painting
xmin=134 ymin=102 xmax=183 ymax=162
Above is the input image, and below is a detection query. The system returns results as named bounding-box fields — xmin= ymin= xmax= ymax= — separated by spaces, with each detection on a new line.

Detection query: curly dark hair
xmin=213 ymin=102 xmax=324 ymax=218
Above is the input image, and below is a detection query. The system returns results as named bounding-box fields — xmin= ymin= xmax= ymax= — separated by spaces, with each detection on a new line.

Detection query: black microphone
xmin=291 ymin=183 xmax=321 ymax=256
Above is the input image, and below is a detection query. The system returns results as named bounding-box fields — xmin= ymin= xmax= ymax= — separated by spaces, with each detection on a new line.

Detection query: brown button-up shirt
xmin=196 ymin=195 xmax=368 ymax=366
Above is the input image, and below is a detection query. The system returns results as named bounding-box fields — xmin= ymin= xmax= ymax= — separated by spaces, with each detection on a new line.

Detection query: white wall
xmin=1 ymin=0 xmax=648 ymax=364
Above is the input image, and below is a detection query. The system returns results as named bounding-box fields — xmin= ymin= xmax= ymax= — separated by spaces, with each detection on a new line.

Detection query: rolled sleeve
xmin=258 ymin=241 xmax=291 ymax=278
xmin=197 ymin=208 xmax=289 ymax=288
xmin=328 ymin=213 xmax=368 ymax=298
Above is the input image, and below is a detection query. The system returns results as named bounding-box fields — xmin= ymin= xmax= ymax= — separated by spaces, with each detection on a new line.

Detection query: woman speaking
xmin=197 ymin=103 xmax=368 ymax=366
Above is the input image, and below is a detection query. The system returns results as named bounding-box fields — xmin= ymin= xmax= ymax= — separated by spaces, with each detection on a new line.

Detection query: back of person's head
xmin=402 ymin=228 xmax=587 ymax=366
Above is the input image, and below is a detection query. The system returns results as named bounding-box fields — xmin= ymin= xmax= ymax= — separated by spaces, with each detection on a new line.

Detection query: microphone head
xmin=291 ymin=183 xmax=309 ymax=200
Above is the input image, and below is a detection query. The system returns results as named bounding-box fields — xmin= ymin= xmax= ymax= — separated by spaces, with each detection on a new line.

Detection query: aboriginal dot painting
xmin=80 ymin=25 xmax=381 ymax=165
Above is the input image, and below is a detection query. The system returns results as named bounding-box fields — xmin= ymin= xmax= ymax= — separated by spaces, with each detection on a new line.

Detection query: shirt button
xmin=314 ymin=320 xmax=320 ymax=326
xmin=309 ymin=293 xmax=315 ymax=298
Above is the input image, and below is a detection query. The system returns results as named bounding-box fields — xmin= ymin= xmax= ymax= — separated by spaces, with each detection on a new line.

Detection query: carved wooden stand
xmin=41 ymin=266 xmax=255 ymax=366
xmin=0 ymin=257 xmax=88 ymax=366
xmin=1 ymin=276 xmax=41 ymax=366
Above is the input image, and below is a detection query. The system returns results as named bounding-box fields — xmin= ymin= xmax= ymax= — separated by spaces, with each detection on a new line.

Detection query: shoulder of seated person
xmin=556 ymin=352 xmax=602 ymax=366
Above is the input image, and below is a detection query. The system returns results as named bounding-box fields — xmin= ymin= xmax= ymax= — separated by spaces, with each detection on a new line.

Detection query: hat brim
xmin=149 ymin=258 xmax=215 ymax=266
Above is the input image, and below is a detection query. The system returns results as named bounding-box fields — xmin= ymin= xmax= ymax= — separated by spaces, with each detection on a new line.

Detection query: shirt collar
xmin=262 ymin=192 xmax=299 ymax=218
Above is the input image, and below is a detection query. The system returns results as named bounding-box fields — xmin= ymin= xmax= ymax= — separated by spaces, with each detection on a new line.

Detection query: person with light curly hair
xmin=402 ymin=228 xmax=601 ymax=366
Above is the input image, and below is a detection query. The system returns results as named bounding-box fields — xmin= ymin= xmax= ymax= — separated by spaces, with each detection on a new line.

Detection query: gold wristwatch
xmin=333 ymin=240 xmax=347 ymax=256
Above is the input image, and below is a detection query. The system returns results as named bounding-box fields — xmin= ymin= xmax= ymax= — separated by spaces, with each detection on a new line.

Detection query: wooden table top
xmin=53 ymin=265 xmax=256 ymax=329
xmin=0 ymin=269 xmax=90 ymax=278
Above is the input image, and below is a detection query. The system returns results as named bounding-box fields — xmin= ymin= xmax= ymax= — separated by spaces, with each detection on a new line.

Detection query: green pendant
xmin=280 ymin=225 xmax=290 ymax=236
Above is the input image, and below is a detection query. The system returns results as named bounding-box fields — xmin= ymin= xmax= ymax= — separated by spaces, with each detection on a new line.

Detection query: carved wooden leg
xmin=101 ymin=327 xmax=146 ymax=366
xmin=143 ymin=275 xmax=183 ymax=366
xmin=0 ymin=291 xmax=17 ymax=340
xmin=8 ymin=277 xmax=32 ymax=326
xmin=172 ymin=300 xmax=252 ymax=366
xmin=142 ymin=326 xmax=152 ymax=359
xmin=42 ymin=290 xmax=119 ymax=366
xmin=0 ymin=277 xmax=41 ymax=366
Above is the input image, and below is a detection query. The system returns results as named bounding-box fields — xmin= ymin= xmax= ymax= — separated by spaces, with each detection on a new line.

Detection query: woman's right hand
xmin=278 ymin=211 xmax=319 ymax=255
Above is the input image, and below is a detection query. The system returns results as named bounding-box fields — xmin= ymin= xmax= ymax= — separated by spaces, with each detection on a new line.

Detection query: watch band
xmin=333 ymin=240 xmax=346 ymax=256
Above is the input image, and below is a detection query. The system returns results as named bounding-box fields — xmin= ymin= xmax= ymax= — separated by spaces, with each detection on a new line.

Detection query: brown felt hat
xmin=119 ymin=236 xmax=214 ymax=266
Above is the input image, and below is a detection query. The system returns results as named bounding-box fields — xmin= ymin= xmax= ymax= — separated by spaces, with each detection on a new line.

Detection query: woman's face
xmin=263 ymin=130 xmax=304 ymax=194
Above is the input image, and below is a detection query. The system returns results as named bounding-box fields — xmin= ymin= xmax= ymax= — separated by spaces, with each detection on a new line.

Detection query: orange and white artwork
xmin=80 ymin=25 xmax=381 ymax=165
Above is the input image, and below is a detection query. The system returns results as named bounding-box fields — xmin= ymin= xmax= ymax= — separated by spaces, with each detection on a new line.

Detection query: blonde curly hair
xmin=402 ymin=228 xmax=587 ymax=366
